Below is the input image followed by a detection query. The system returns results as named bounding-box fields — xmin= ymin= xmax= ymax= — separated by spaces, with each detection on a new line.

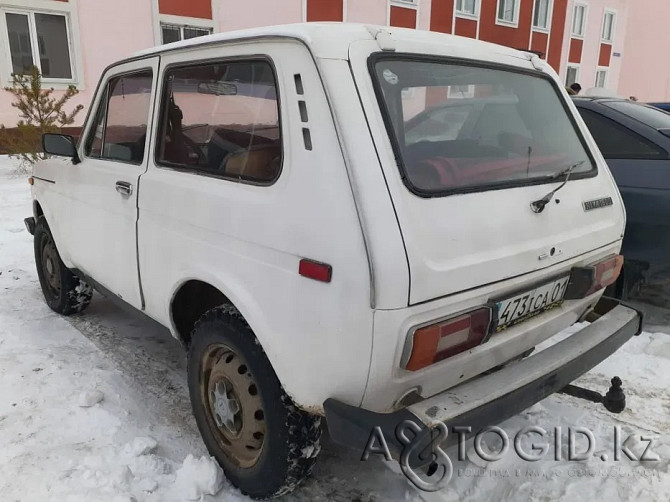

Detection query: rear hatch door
xmin=349 ymin=37 xmax=624 ymax=305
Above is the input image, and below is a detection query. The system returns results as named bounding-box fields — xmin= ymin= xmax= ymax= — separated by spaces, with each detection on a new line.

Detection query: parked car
xmin=573 ymin=97 xmax=670 ymax=295
xmin=25 ymin=24 xmax=641 ymax=498
xmin=647 ymin=102 xmax=670 ymax=113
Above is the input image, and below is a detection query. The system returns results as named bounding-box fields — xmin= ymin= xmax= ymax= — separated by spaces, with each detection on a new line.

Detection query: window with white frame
xmin=566 ymin=65 xmax=579 ymax=86
xmin=161 ymin=23 xmax=212 ymax=44
xmin=390 ymin=0 xmax=418 ymax=7
xmin=5 ymin=10 xmax=73 ymax=80
xmin=497 ymin=0 xmax=519 ymax=24
xmin=572 ymin=4 xmax=587 ymax=37
xmin=533 ymin=0 xmax=551 ymax=30
xmin=447 ymin=84 xmax=475 ymax=99
xmin=456 ymin=0 xmax=478 ymax=17
xmin=595 ymin=69 xmax=607 ymax=88
xmin=602 ymin=11 xmax=615 ymax=42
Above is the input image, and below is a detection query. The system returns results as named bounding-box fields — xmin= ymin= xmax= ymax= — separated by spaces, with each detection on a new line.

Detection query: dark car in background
xmin=648 ymin=102 xmax=670 ymax=113
xmin=573 ymin=97 xmax=670 ymax=296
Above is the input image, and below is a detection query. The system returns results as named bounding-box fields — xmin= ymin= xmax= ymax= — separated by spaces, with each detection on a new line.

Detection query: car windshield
xmin=603 ymin=100 xmax=670 ymax=129
xmin=371 ymin=58 xmax=595 ymax=195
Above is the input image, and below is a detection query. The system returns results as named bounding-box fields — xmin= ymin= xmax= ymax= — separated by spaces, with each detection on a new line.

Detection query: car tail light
xmin=565 ymin=254 xmax=624 ymax=299
xmin=586 ymin=254 xmax=624 ymax=296
xmin=404 ymin=308 xmax=492 ymax=371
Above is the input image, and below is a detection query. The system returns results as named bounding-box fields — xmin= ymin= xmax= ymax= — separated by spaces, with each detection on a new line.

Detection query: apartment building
xmin=0 ymin=0 xmax=664 ymax=126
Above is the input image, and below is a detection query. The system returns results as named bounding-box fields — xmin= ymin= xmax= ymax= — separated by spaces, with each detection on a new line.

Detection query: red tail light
xmin=586 ymin=254 xmax=624 ymax=296
xmin=565 ymin=254 xmax=624 ymax=299
xmin=404 ymin=308 xmax=491 ymax=371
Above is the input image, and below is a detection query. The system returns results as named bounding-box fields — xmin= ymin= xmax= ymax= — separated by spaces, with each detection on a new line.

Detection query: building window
xmin=161 ymin=23 xmax=212 ymax=44
xmin=566 ymin=65 xmax=579 ymax=86
xmin=456 ymin=0 xmax=478 ymax=17
xmin=571 ymin=4 xmax=587 ymax=37
xmin=497 ymin=0 xmax=519 ymax=25
xmin=5 ymin=10 xmax=73 ymax=80
xmin=447 ymin=84 xmax=475 ymax=99
xmin=595 ymin=69 xmax=607 ymax=88
xmin=602 ymin=11 xmax=616 ymax=42
xmin=390 ymin=0 xmax=418 ymax=7
xmin=533 ymin=0 xmax=551 ymax=30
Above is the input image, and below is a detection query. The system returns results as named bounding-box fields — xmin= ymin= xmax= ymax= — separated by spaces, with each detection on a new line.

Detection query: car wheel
xmin=187 ymin=305 xmax=322 ymax=499
xmin=34 ymin=217 xmax=93 ymax=315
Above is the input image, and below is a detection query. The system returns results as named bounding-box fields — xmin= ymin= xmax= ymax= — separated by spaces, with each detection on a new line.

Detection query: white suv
xmin=26 ymin=24 xmax=641 ymax=498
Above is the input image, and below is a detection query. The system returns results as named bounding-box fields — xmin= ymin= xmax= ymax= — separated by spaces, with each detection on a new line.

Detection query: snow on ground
xmin=0 ymin=156 xmax=668 ymax=501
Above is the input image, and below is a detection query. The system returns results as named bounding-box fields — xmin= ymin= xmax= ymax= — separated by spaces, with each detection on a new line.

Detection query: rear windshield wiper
xmin=530 ymin=160 xmax=586 ymax=214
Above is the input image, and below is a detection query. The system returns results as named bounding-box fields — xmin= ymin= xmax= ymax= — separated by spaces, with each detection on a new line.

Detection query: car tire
xmin=34 ymin=217 xmax=93 ymax=315
xmin=187 ymin=305 xmax=322 ymax=499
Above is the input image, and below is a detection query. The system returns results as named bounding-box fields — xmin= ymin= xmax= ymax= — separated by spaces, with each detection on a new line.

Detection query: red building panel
xmin=530 ymin=31 xmax=549 ymax=58
xmin=569 ymin=38 xmax=583 ymax=64
xmin=547 ymin=0 xmax=568 ymax=71
xmin=425 ymin=87 xmax=448 ymax=108
xmin=454 ymin=17 xmax=477 ymax=38
xmin=159 ymin=0 xmax=212 ymax=19
xmin=430 ymin=0 xmax=453 ymax=34
xmin=390 ymin=6 xmax=417 ymax=29
xmin=306 ymin=0 xmax=343 ymax=22
xmin=478 ymin=0 xmax=533 ymax=50
xmin=599 ymin=43 xmax=612 ymax=67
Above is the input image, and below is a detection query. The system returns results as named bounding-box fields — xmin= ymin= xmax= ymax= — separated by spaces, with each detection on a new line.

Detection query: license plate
xmin=495 ymin=276 xmax=570 ymax=332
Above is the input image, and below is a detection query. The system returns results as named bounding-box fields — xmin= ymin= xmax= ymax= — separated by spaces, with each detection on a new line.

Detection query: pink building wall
xmin=618 ymin=0 xmax=670 ymax=102
xmin=1 ymin=0 xmax=669 ymax=131
xmin=559 ymin=0 xmax=628 ymax=94
xmin=0 ymin=0 xmax=155 ymax=127
xmin=347 ymin=0 xmax=388 ymax=25
xmin=217 ymin=0 xmax=302 ymax=31
xmin=73 ymin=0 xmax=155 ymax=112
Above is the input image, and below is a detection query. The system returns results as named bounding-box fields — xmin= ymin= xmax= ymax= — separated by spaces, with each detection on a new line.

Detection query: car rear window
xmin=371 ymin=58 xmax=595 ymax=196
xmin=602 ymin=100 xmax=670 ymax=129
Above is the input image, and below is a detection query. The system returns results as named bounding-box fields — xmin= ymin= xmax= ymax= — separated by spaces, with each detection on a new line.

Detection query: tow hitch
xmin=560 ymin=376 xmax=627 ymax=413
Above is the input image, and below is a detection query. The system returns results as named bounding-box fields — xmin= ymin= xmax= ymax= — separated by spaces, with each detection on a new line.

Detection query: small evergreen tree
xmin=2 ymin=66 xmax=84 ymax=171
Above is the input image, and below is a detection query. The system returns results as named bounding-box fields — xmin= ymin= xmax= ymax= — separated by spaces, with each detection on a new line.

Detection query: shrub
xmin=2 ymin=66 xmax=84 ymax=172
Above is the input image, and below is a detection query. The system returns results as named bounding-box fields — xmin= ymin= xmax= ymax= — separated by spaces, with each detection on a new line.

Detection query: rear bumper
xmin=324 ymin=298 xmax=642 ymax=462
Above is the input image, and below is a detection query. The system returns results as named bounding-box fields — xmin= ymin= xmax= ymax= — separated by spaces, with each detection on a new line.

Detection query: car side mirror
xmin=42 ymin=133 xmax=80 ymax=164
xmin=658 ymin=128 xmax=670 ymax=139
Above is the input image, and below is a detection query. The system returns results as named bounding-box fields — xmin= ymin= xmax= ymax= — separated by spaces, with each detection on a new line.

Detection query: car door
xmin=577 ymin=103 xmax=670 ymax=273
xmin=55 ymin=57 xmax=159 ymax=309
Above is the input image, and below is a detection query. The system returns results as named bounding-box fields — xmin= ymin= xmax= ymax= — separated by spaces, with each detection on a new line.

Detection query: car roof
xmin=133 ymin=22 xmax=531 ymax=62
xmin=572 ymin=96 xmax=628 ymax=103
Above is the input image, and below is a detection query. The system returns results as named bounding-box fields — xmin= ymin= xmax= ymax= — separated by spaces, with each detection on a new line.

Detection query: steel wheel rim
xmin=200 ymin=343 xmax=266 ymax=468
xmin=40 ymin=234 xmax=61 ymax=298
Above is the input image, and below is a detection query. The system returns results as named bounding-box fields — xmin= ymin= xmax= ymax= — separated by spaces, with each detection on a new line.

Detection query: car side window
xmin=85 ymin=69 xmax=154 ymax=164
xmin=578 ymin=108 xmax=668 ymax=160
xmin=156 ymin=60 xmax=282 ymax=184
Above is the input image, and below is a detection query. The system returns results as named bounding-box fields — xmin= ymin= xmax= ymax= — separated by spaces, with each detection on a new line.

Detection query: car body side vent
xmin=294 ymin=74 xmax=304 ymax=95
xmin=295 ymin=74 xmax=311 ymax=150
xmin=298 ymin=100 xmax=308 ymax=122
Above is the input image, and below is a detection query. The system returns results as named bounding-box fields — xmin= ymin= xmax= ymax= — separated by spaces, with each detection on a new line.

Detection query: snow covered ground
xmin=0 ymin=157 xmax=668 ymax=501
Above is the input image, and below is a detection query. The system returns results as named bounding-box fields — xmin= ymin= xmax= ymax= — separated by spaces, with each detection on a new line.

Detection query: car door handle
xmin=115 ymin=181 xmax=133 ymax=196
